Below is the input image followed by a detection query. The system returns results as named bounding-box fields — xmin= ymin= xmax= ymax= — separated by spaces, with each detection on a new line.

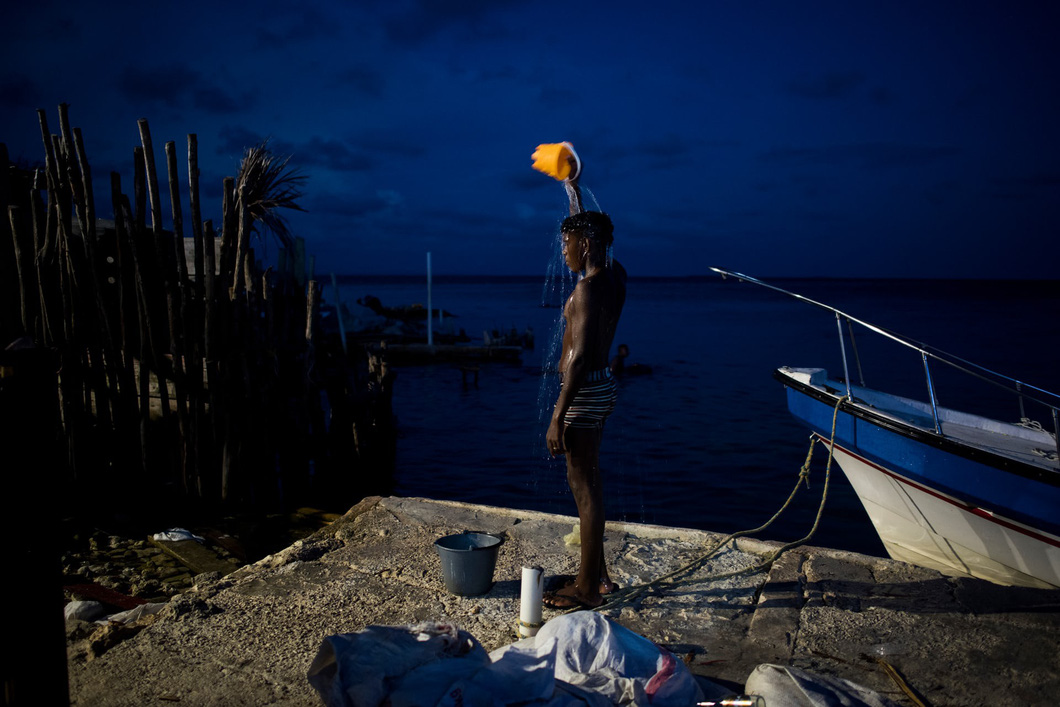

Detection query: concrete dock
xmin=67 ymin=496 xmax=1060 ymax=705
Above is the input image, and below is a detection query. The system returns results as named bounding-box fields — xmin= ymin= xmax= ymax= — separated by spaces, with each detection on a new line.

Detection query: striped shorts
xmin=564 ymin=368 xmax=618 ymax=429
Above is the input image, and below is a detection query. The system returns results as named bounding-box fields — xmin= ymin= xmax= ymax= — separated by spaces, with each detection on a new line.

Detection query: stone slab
xmin=67 ymin=496 xmax=1060 ymax=706
xmin=151 ymin=538 xmax=244 ymax=576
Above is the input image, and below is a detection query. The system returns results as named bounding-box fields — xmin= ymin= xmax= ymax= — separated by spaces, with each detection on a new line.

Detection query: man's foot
xmin=561 ymin=577 xmax=619 ymax=595
xmin=542 ymin=583 xmax=602 ymax=610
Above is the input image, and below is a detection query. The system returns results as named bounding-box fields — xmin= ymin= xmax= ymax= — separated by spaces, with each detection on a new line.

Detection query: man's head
xmin=561 ymin=211 xmax=613 ymax=245
xmin=561 ymin=211 xmax=613 ymax=272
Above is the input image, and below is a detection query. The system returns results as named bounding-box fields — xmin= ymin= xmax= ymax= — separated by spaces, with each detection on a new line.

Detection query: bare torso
xmin=559 ymin=260 xmax=627 ymax=375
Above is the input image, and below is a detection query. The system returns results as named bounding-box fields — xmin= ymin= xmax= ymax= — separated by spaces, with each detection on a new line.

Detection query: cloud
xmin=193 ymin=86 xmax=249 ymax=114
xmin=349 ymin=132 xmax=426 ymax=158
xmin=599 ymin=134 xmax=720 ymax=172
xmin=538 ymin=86 xmax=580 ymax=105
xmin=118 ymin=64 xmax=255 ymax=115
xmin=0 ymin=75 xmax=43 ymax=109
xmin=760 ymin=142 xmax=959 ymax=169
xmin=214 ymin=129 xmax=374 ymax=173
xmin=215 ymin=126 xmax=269 ymax=156
xmin=293 ymin=137 xmax=375 ymax=172
xmin=118 ymin=64 xmax=201 ymax=107
xmin=380 ymin=0 xmax=527 ymax=45
xmin=787 ymin=72 xmax=866 ymax=100
xmin=336 ymin=65 xmax=386 ymax=98
xmin=254 ymin=7 xmax=342 ymax=46
xmin=306 ymin=189 xmax=402 ymax=219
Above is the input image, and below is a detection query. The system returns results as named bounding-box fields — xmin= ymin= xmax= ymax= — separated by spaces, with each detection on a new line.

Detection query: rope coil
xmin=585 ymin=395 xmax=849 ymax=614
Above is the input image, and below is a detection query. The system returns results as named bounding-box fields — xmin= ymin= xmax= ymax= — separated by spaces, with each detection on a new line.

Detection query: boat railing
xmin=710 ymin=268 xmax=1060 ymax=458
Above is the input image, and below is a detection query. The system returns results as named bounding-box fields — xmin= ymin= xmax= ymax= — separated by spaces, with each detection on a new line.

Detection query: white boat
xmin=713 ymin=269 xmax=1060 ymax=589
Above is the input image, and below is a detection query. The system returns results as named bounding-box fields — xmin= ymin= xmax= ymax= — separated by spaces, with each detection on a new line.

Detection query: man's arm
xmin=546 ymin=283 xmax=598 ymax=455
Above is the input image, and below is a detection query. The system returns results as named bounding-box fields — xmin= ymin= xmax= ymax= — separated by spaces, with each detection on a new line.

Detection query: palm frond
xmin=237 ymin=139 xmax=308 ymax=250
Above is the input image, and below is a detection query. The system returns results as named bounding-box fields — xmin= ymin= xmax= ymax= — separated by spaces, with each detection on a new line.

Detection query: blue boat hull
xmin=777 ymin=367 xmax=1060 ymax=588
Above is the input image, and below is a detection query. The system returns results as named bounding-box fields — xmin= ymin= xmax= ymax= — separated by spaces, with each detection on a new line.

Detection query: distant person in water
xmin=610 ymin=343 xmax=652 ymax=376
xmin=544 ymin=169 xmax=627 ymax=610
xmin=609 ymin=344 xmax=629 ymax=374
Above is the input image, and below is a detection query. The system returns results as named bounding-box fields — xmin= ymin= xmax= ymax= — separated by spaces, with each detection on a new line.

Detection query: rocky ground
xmin=65 ymin=496 xmax=1060 ymax=706
xmin=59 ymin=508 xmax=342 ymax=663
xmin=61 ymin=528 xmax=232 ymax=602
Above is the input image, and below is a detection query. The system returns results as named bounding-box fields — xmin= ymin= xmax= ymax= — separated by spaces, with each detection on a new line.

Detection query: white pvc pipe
xmin=518 ymin=566 xmax=544 ymax=637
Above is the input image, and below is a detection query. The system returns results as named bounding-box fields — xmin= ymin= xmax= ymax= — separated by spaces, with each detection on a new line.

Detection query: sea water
xmin=335 ymin=275 xmax=1060 ymax=557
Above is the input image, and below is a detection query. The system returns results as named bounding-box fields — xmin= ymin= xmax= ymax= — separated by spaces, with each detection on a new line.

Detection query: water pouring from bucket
xmin=531 ymin=142 xmax=581 ymax=182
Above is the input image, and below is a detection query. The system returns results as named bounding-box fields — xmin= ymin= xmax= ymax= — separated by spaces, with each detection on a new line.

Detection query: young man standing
xmin=544 ymin=175 xmax=627 ymax=609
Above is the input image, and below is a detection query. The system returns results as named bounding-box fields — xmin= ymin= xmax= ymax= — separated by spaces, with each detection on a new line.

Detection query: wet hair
xmin=561 ymin=211 xmax=613 ymax=245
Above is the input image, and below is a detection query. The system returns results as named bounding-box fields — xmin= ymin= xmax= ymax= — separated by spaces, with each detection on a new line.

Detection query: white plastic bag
xmin=308 ymin=622 xmax=488 ymax=707
xmin=491 ymin=612 xmax=704 ymax=707
xmin=744 ymin=664 xmax=901 ymax=707
xmin=308 ymin=613 xmax=704 ymax=706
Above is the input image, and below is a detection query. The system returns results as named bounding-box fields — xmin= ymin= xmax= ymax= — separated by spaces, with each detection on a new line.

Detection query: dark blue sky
xmin=3 ymin=1 xmax=1058 ymax=278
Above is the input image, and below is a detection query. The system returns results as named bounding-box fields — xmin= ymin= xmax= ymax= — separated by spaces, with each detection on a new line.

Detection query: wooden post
xmin=187 ymin=135 xmax=205 ymax=299
xmin=187 ymin=135 xmax=208 ymax=498
xmin=117 ymin=193 xmax=153 ymax=477
xmin=229 ymin=182 xmax=250 ymax=299
xmin=138 ymin=120 xmax=175 ymax=430
xmin=0 ymin=142 xmax=19 ymax=343
xmin=30 ymin=174 xmax=54 ymax=345
xmin=133 ymin=146 xmax=147 ymax=232
xmin=110 ymin=173 xmax=145 ymax=478
xmin=8 ymin=205 xmax=35 ymax=335
xmin=36 ymin=109 xmax=60 ymax=194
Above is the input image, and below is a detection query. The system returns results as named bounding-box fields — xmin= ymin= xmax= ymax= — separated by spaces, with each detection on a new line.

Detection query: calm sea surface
xmin=335 ymin=274 xmax=1060 ymax=557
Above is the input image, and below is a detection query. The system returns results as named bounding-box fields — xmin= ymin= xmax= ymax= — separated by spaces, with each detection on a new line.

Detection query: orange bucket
xmin=531 ymin=142 xmax=581 ymax=181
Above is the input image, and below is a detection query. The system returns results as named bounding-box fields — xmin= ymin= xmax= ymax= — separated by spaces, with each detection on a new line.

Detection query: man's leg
xmin=561 ymin=425 xmax=606 ymax=606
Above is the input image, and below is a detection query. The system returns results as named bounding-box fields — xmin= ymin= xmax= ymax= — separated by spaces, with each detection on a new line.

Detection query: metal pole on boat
xmin=921 ymin=351 xmax=942 ymax=435
xmin=1053 ymin=407 xmax=1060 ymax=462
xmin=427 ymin=252 xmax=433 ymax=348
xmin=835 ymin=313 xmax=853 ymax=399
xmin=846 ymin=320 xmax=865 ymax=386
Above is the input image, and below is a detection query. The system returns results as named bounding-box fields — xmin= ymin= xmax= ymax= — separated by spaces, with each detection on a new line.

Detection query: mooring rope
xmin=582 ymin=394 xmax=849 ymax=614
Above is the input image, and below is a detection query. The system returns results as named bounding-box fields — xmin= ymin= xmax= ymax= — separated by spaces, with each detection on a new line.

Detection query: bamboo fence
xmin=1 ymin=105 xmax=396 ymax=515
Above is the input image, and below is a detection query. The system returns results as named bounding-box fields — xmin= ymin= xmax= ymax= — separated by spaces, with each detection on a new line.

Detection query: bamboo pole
xmin=188 ymin=135 xmax=205 ymax=301
xmin=36 ymin=110 xmax=60 ymax=194
xmin=0 ymin=142 xmax=18 ymax=342
xmin=110 ymin=172 xmax=144 ymax=477
xmin=138 ymin=120 xmax=164 ymax=256
xmin=186 ymin=135 xmax=208 ymax=498
xmin=229 ymin=182 xmax=250 ymax=299
xmin=30 ymin=173 xmax=54 ymax=345
xmin=8 ymin=205 xmax=34 ymax=334
xmin=70 ymin=121 xmax=119 ymax=435
xmin=137 ymin=120 xmax=174 ymax=426
xmin=165 ymin=141 xmax=190 ymax=285
xmin=117 ymin=191 xmax=152 ymax=476
xmin=218 ymin=177 xmax=236 ymax=297
xmin=165 ymin=141 xmax=192 ymax=493
xmin=133 ymin=147 xmax=146 ymax=233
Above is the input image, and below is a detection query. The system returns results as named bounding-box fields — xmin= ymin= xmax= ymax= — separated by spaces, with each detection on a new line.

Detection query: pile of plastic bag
xmin=307 ymin=612 xmax=902 ymax=706
xmin=307 ymin=612 xmax=702 ymax=706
